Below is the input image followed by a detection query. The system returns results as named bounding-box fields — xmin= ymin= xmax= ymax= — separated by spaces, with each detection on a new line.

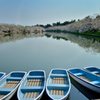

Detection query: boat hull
xmin=68 ymin=70 xmax=100 ymax=93
xmin=2 ymin=88 xmax=18 ymax=100
xmin=17 ymin=70 xmax=46 ymax=100
xmin=84 ymin=66 xmax=100 ymax=76
xmin=0 ymin=71 xmax=27 ymax=100
xmin=0 ymin=72 xmax=6 ymax=81
xmin=46 ymin=68 xmax=71 ymax=100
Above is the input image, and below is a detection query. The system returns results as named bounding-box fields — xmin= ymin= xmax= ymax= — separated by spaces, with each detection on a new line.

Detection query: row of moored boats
xmin=0 ymin=66 xmax=100 ymax=100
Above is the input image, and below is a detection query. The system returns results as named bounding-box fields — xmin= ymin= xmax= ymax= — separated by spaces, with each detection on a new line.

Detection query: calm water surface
xmin=0 ymin=33 xmax=100 ymax=100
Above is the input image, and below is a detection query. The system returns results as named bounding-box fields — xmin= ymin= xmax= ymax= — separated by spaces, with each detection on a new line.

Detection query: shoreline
xmin=0 ymin=24 xmax=45 ymax=37
xmin=45 ymin=15 xmax=100 ymax=37
xmin=45 ymin=30 xmax=100 ymax=38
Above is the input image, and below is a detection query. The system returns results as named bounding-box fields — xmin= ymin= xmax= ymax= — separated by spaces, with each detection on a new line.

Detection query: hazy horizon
xmin=0 ymin=0 xmax=100 ymax=26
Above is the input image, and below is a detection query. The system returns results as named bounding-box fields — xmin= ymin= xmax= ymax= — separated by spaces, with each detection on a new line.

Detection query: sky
xmin=0 ymin=0 xmax=100 ymax=26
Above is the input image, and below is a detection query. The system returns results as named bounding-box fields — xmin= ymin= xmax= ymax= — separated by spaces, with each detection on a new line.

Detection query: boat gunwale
xmin=84 ymin=66 xmax=100 ymax=74
xmin=46 ymin=68 xmax=71 ymax=100
xmin=17 ymin=70 xmax=46 ymax=100
xmin=0 ymin=71 xmax=27 ymax=100
xmin=68 ymin=68 xmax=100 ymax=90
xmin=0 ymin=72 xmax=6 ymax=80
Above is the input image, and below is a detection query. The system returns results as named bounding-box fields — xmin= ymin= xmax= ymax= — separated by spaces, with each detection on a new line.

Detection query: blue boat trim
xmin=0 ymin=72 xmax=6 ymax=80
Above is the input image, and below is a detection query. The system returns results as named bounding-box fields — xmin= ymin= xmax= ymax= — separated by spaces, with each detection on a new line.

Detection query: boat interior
xmin=47 ymin=70 xmax=70 ymax=99
xmin=70 ymin=69 xmax=100 ymax=86
xmin=0 ymin=73 xmax=6 ymax=80
xmin=19 ymin=71 xmax=45 ymax=99
xmin=85 ymin=67 xmax=100 ymax=76
xmin=0 ymin=72 xmax=25 ymax=99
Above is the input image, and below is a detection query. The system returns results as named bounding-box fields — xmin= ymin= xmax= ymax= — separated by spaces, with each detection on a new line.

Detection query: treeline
xmin=36 ymin=20 xmax=76 ymax=28
xmin=46 ymin=15 xmax=100 ymax=35
xmin=0 ymin=24 xmax=45 ymax=36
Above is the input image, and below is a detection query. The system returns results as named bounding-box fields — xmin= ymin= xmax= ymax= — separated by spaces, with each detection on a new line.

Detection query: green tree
xmin=45 ymin=24 xmax=52 ymax=28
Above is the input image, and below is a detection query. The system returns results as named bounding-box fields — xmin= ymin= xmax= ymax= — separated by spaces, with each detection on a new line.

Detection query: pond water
xmin=0 ymin=32 xmax=100 ymax=100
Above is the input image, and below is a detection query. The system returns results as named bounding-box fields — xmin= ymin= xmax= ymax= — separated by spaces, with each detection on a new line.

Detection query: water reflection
xmin=70 ymin=77 xmax=100 ymax=100
xmin=1 ymin=32 xmax=100 ymax=100
xmin=1 ymin=32 xmax=100 ymax=54
xmin=45 ymin=32 xmax=100 ymax=54
xmin=0 ymin=33 xmax=45 ymax=44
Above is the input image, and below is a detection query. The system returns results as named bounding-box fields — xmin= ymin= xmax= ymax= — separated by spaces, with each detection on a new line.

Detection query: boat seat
xmin=21 ymin=86 xmax=43 ymax=90
xmin=0 ymin=88 xmax=13 ymax=92
xmin=2 ymin=80 xmax=20 ymax=89
xmin=47 ymin=84 xmax=68 ymax=90
xmin=91 ymin=71 xmax=99 ymax=74
xmin=74 ymin=73 xmax=83 ymax=76
xmin=53 ymin=77 xmax=67 ymax=84
xmin=50 ymin=74 xmax=66 ymax=77
xmin=27 ymin=76 xmax=44 ymax=79
xmin=26 ymin=79 xmax=42 ymax=86
xmin=7 ymin=77 xmax=22 ymax=80
xmin=90 ymin=81 xmax=100 ymax=85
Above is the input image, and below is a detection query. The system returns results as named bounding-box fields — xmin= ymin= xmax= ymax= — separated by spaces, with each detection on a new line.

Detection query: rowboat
xmin=0 ymin=72 xmax=6 ymax=80
xmin=46 ymin=68 xmax=71 ymax=100
xmin=0 ymin=71 xmax=27 ymax=100
xmin=70 ymin=76 xmax=100 ymax=99
xmin=84 ymin=66 xmax=100 ymax=76
xmin=17 ymin=70 xmax=46 ymax=100
xmin=68 ymin=68 xmax=100 ymax=93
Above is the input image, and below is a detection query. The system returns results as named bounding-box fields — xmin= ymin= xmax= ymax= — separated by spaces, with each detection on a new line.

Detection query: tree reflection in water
xmin=0 ymin=33 xmax=45 ymax=44
xmin=45 ymin=32 xmax=100 ymax=54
